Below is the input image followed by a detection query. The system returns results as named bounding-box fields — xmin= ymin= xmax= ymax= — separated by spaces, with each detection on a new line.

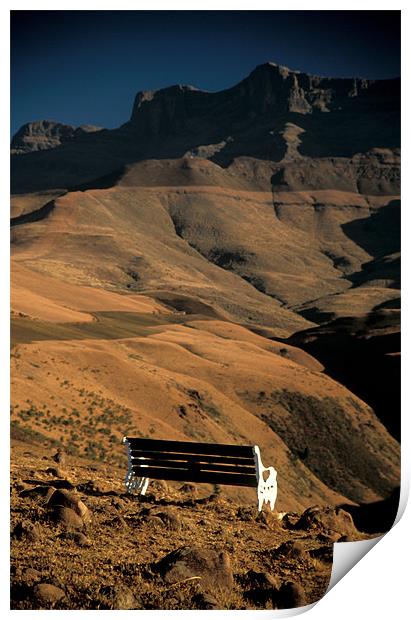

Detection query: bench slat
xmin=125 ymin=437 xmax=254 ymax=458
xmin=129 ymin=451 xmax=255 ymax=466
xmin=130 ymin=457 xmax=256 ymax=474
xmin=131 ymin=465 xmax=258 ymax=487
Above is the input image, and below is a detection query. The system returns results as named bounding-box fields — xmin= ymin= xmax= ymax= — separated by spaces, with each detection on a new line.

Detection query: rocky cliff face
xmin=10 ymin=62 xmax=400 ymax=193
xmin=11 ymin=120 xmax=103 ymax=155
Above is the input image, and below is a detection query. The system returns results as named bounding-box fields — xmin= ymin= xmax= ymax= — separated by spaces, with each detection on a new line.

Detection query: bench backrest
xmin=124 ymin=437 xmax=258 ymax=488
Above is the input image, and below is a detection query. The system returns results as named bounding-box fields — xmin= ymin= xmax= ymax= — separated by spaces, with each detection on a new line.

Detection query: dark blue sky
xmin=11 ymin=10 xmax=401 ymax=136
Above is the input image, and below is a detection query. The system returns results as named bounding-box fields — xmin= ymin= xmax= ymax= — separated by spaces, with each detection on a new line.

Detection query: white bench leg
xmin=253 ymin=446 xmax=278 ymax=512
xmin=123 ymin=437 xmax=150 ymax=495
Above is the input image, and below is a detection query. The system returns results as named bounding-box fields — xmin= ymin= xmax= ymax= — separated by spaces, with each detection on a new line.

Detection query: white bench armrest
xmin=253 ymin=445 xmax=278 ymax=512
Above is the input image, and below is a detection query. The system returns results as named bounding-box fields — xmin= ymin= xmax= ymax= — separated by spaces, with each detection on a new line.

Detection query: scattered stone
xmin=150 ymin=479 xmax=169 ymax=493
xmin=154 ymin=508 xmax=182 ymax=532
xmin=310 ymin=545 xmax=333 ymax=563
xmin=111 ymin=498 xmax=125 ymax=511
xmin=52 ymin=448 xmax=65 ymax=465
xmin=296 ymin=506 xmax=357 ymax=538
xmin=109 ymin=515 xmax=128 ymax=529
xmin=47 ymin=479 xmax=75 ymax=490
xmin=100 ymin=584 xmax=141 ymax=610
xmin=52 ymin=506 xmax=84 ymax=531
xmin=14 ymin=481 xmax=29 ymax=494
xmin=21 ymin=568 xmax=42 ymax=585
xmin=19 ymin=485 xmax=53 ymax=499
xmin=155 ymin=546 xmax=234 ymax=594
xmin=236 ymin=506 xmax=256 ymax=521
xmin=273 ymin=540 xmax=307 ymax=560
xmin=338 ymin=534 xmax=353 ymax=542
xmin=193 ymin=591 xmax=221 ymax=609
xmin=244 ymin=570 xmax=279 ymax=606
xmin=318 ymin=531 xmax=341 ymax=543
xmin=179 ymin=483 xmax=197 ymax=495
xmin=281 ymin=512 xmax=300 ymax=528
xmin=32 ymin=583 xmax=66 ymax=608
xmin=145 ymin=515 xmax=164 ymax=527
xmin=256 ymin=511 xmax=282 ymax=529
xmin=45 ymin=467 xmax=66 ymax=478
xmin=46 ymin=489 xmax=91 ymax=523
xmin=245 ymin=570 xmax=279 ymax=589
xmin=273 ymin=581 xmax=306 ymax=609
xmin=74 ymin=532 xmax=91 ymax=547
xmin=12 ymin=521 xmax=43 ymax=542
xmin=60 ymin=531 xmax=91 ymax=546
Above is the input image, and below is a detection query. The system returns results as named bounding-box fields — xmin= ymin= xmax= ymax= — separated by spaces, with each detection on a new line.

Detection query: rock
xmin=52 ymin=506 xmax=84 ymax=531
xmin=154 ymin=508 xmax=182 ymax=532
xmin=46 ymin=489 xmax=91 ymax=523
xmin=244 ymin=570 xmax=279 ymax=606
xmin=256 ymin=511 xmax=282 ymax=529
xmin=100 ymin=584 xmax=141 ymax=610
xmin=11 ymin=120 xmax=102 ymax=155
xmin=111 ymin=498 xmax=125 ymax=511
xmin=273 ymin=581 xmax=306 ymax=609
xmin=296 ymin=506 xmax=357 ymax=538
xmin=245 ymin=570 xmax=279 ymax=589
xmin=109 ymin=515 xmax=128 ymax=529
xmin=150 ymin=479 xmax=169 ymax=493
xmin=48 ymin=479 xmax=75 ymax=490
xmin=273 ymin=540 xmax=307 ymax=560
xmin=338 ymin=534 xmax=354 ymax=542
xmin=45 ymin=467 xmax=67 ymax=479
xmin=32 ymin=583 xmax=66 ymax=608
xmin=310 ymin=545 xmax=333 ymax=563
xmin=14 ymin=481 xmax=29 ymax=493
xmin=155 ymin=546 xmax=234 ymax=594
xmin=193 ymin=592 xmax=221 ymax=609
xmin=59 ymin=531 xmax=91 ymax=546
xmin=73 ymin=532 xmax=91 ymax=547
xmin=19 ymin=485 xmax=54 ymax=499
xmin=12 ymin=521 xmax=43 ymax=542
xmin=236 ymin=506 xmax=256 ymax=522
xmin=317 ymin=531 xmax=340 ymax=543
xmin=52 ymin=448 xmax=65 ymax=465
xmin=21 ymin=568 xmax=42 ymax=584
xmin=179 ymin=483 xmax=197 ymax=495
xmin=145 ymin=515 xmax=164 ymax=527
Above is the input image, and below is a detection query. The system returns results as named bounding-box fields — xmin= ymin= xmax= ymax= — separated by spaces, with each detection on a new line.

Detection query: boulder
xmin=45 ymin=467 xmax=66 ymax=478
xmin=155 ymin=546 xmax=233 ymax=594
xmin=32 ymin=583 xmax=66 ymax=608
xmin=244 ymin=570 xmax=279 ymax=606
xmin=273 ymin=581 xmax=306 ymax=609
xmin=153 ymin=508 xmax=182 ymax=532
xmin=296 ymin=506 xmax=357 ymax=538
xmin=12 ymin=521 xmax=43 ymax=542
xmin=46 ymin=489 xmax=91 ymax=523
xmin=100 ymin=584 xmax=141 ymax=610
xmin=60 ymin=531 xmax=91 ymax=547
xmin=21 ymin=568 xmax=42 ymax=585
xmin=19 ymin=486 xmax=54 ymax=500
xmin=52 ymin=506 xmax=84 ymax=531
xmin=245 ymin=570 xmax=279 ymax=589
xmin=150 ymin=479 xmax=169 ymax=493
xmin=179 ymin=483 xmax=197 ymax=495
xmin=273 ymin=540 xmax=307 ymax=560
xmin=192 ymin=592 xmax=221 ymax=609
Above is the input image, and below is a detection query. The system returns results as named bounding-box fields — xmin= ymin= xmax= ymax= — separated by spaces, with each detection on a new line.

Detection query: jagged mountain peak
xmin=11 ymin=120 xmax=103 ymax=155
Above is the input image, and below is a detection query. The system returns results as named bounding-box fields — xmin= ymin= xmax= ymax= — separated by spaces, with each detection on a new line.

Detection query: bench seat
xmin=123 ymin=437 xmax=277 ymax=512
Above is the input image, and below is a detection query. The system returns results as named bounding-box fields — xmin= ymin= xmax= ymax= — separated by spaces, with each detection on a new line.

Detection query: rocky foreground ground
xmin=10 ymin=440 xmax=374 ymax=610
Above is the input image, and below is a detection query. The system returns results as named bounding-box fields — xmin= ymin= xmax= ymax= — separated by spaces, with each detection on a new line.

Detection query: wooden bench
xmin=122 ymin=437 xmax=278 ymax=512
